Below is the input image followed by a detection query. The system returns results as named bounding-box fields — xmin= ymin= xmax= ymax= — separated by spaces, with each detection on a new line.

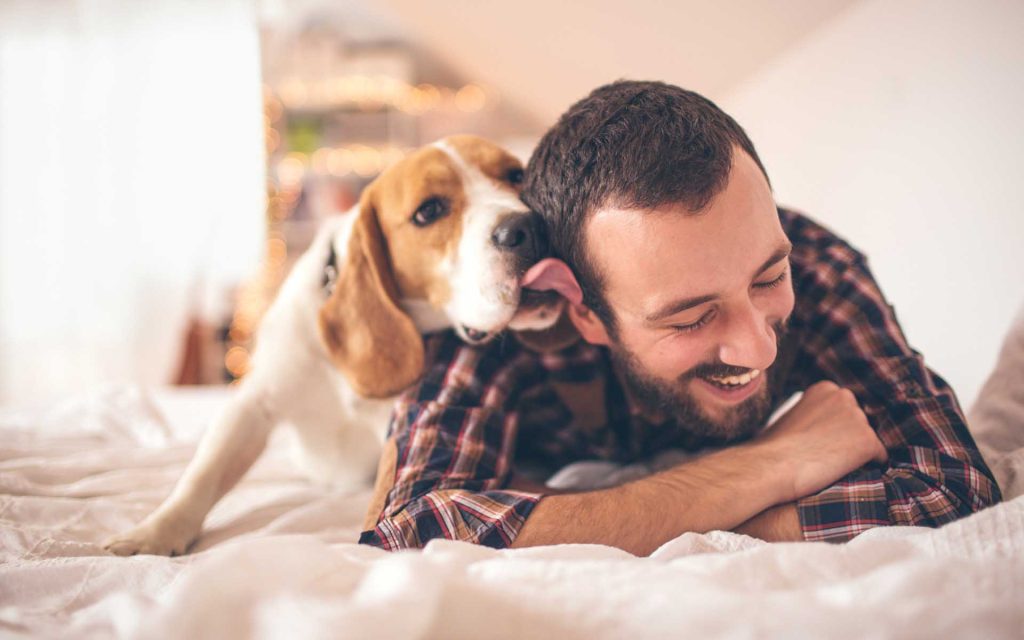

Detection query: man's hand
xmin=757 ymin=380 xmax=888 ymax=503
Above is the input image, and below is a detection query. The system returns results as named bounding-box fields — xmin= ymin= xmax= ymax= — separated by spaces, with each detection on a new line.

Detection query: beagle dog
xmin=105 ymin=135 xmax=566 ymax=556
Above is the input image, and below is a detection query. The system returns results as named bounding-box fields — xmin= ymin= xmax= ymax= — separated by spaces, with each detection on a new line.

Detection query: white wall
xmin=379 ymin=0 xmax=859 ymax=124
xmin=722 ymin=0 xmax=1024 ymax=408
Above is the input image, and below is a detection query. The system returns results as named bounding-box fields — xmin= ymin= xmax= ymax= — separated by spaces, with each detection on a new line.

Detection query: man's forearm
xmin=733 ymin=502 xmax=802 ymax=541
xmin=511 ymin=442 xmax=792 ymax=555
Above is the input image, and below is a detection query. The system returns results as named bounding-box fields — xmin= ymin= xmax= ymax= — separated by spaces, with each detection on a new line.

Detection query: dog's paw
xmin=104 ymin=516 xmax=200 ymax=557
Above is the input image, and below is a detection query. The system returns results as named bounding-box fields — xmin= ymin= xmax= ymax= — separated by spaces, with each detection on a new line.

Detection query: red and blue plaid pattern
xmin=359 ymin=209 xmax=1001 ymax=550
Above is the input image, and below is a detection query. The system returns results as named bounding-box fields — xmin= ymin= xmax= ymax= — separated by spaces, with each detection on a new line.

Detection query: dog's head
xmin=319 ymin=135 xmax=568 ymax=398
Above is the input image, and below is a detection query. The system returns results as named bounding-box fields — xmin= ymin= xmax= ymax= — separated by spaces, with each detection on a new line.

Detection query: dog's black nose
xmin=491 ymin=211 xmax=547 ymax=262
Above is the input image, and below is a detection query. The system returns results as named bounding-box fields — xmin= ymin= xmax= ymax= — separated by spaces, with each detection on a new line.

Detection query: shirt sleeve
xmin=786 ymin=241 xmax=1001 ymax=542
xmin=359 ymin=339 xmax=542 ymax=551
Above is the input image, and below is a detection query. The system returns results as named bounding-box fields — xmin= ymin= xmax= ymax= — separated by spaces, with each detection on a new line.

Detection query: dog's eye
xmin=505 ymin=168 xmax=524 ymax=186
xmin=412 ymin=197 xmax=450 ymax=227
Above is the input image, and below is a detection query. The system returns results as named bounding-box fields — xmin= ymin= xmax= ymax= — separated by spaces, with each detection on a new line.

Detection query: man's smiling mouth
xmin=702 ymin=368 xmax=762 ymax=389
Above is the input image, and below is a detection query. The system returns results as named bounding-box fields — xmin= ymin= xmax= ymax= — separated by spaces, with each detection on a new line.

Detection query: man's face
xmin=578 ymin=149 xmax=795 ymax=441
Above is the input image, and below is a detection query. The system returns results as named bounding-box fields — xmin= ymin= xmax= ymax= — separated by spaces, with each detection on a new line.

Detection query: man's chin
xmin=609 ymin=343 xmax=774 ymax=442
xmin=683 ymin=377 xmax=772 ymax=441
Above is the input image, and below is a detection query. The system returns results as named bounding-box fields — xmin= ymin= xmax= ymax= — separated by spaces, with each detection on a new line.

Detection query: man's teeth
xmin=706 ymin=369 xmax=761 ymax=386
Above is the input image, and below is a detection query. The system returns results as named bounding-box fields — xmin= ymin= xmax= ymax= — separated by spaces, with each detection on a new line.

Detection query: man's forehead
xmin=588 ymin=203 xmax=782 ymax=276
xmin=584 ymin=172 xmax=784 ymax=315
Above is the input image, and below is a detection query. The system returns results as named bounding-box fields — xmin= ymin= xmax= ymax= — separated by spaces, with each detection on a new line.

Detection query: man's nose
xmin=717 ymin=302 xmax=778 ymax=371
xmin=491 ymin=211 xmax=547 ymax=263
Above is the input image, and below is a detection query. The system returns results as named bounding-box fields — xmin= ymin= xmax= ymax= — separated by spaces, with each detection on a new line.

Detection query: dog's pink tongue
xmin=520 ymin=258 xmax=583 ymax=306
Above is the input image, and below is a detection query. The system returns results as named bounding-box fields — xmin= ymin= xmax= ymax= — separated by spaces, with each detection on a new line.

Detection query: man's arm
xmin=511 ymin=444 xmax=786 ymax=555
xmin=733 ymin=503 xmax=801 ymax=541
xmin=513 ymin=381 xmax=885 ymax=554
xmin=358 ymin=396 xmax=543 ymax=551
xmin=778 ymin=212 xmax=1001 ymax=541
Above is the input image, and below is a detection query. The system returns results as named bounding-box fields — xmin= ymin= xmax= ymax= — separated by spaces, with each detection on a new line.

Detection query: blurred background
xmin=0 ymin=0 xmax=1021 ymax=410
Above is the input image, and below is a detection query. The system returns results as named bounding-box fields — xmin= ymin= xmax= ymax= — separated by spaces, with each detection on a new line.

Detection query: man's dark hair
xmin=522 ymin=79 xmax=770 ymax=332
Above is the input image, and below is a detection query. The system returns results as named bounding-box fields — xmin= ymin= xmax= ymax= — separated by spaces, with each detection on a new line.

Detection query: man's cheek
xmin=652 ymin=354 xmax=693 ymax=386
xmin=648 ymin=339 xmax=704 ymax=381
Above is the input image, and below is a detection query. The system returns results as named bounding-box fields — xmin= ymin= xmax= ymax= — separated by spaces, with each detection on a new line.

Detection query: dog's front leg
xmin=104 ymin=382 xmax=275 ymax=556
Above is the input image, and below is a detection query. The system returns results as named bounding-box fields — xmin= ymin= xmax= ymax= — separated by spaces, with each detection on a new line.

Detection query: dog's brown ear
xmin=514 ymin=304 xmax=581 ymax=353
xmin=319 ymin=190 xmax=424 ymax=398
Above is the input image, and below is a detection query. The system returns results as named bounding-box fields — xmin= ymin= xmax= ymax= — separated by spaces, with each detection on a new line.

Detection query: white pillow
xmin=968 ymin=302 xmax=1024 ymax=500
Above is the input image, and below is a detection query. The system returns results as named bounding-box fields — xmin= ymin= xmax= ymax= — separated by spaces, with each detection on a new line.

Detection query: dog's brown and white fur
xmin=105 ymin=136 xmax=564 ymax=556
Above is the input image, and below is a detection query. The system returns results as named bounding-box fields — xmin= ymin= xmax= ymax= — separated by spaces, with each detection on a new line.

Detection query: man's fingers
xmin=805 ymin=380 xmax=840 ymax=396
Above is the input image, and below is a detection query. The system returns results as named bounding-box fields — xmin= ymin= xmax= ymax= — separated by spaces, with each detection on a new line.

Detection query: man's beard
xmin=609 ymin=320 xmax=788 ymax=443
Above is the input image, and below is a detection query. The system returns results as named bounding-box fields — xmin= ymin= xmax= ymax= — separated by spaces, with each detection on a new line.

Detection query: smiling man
xmin=359 ymin=80 xmax=1000 ymax=554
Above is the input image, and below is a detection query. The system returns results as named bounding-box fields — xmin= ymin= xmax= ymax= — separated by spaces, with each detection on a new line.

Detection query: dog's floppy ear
xmin=319 ymin=189 xmax=424 ymax=398
xmin=514 ymin=304 xmax=581 ymax=353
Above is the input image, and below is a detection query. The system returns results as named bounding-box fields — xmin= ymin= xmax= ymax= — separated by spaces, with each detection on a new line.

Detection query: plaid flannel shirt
xmin=359 ymin=208 xmax=1001 ymax=550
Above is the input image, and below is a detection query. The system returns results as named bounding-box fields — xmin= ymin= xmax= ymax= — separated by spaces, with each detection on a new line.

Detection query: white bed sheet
xmin=3 ymin=306 xmax=1024 ymax=640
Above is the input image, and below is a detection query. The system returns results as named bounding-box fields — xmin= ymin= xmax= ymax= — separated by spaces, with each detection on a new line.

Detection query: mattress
xmin=3 ymin=306 xmax=1024 ymax=640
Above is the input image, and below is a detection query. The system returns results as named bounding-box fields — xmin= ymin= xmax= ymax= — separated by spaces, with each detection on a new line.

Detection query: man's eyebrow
xmin=645 ymin=241 xmax=793 ymax=323
xmin=753 ymin=241 xmax=793 ymax=278
xmin=645 ymin=293 xmax=718 ymax=323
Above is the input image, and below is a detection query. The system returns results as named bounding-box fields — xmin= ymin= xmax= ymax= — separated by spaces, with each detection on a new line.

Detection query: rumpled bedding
xmin=2 ymin=305 xmax=1023 ymax=639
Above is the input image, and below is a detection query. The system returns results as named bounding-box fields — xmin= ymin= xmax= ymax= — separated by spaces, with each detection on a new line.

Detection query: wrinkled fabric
xmin=1 ymin=376 xmax=1022 ymax=639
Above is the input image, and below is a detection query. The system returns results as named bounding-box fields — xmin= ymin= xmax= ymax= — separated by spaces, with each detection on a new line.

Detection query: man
xmin=359 ymin=80 xmax=1000 ymax=555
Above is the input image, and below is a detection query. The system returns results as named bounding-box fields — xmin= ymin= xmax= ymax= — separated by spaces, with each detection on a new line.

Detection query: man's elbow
xmin=959 ymin=467 xmax=1002 ymax=513
xmin=944 ymin=453 xmax=1003 ymax=515
xmin=358 ymin=489 xmax=540 ymax=551
xmin=359 ymin=517 xmax=419 ymax=551
xmin=887 ymin=464 xmax=1001 ymax=528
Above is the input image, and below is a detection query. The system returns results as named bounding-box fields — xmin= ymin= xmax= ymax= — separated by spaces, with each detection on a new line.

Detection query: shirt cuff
xmin=796 ymin=468 xmax=891 ymax=542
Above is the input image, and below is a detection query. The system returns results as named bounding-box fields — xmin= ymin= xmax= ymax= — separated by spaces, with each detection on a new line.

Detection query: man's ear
xmin=318 ymin=188 xmax=425 ymax=398
xmin=567 ymin=302 xmax=612 ymax=347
